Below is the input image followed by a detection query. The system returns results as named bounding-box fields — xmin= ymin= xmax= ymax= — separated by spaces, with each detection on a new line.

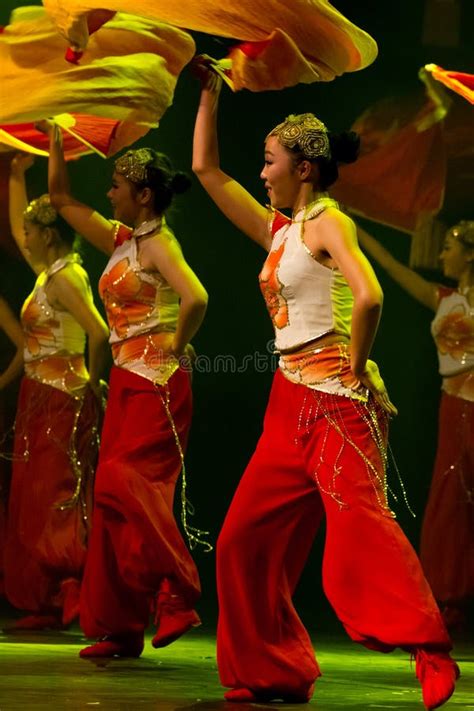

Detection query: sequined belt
xmin=111 ymin=332 xmax=179 ymax=385
xmin=442 ymin=369 xmax=474 ymax=402
xmin=279 ymin=343 xmax=368 ymax=401
xmin=24 ymin=353 xmax=89 ymax=396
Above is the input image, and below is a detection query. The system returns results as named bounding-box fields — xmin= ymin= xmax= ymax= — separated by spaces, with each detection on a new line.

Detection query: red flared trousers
xmin=80 ymin=366 xmax=200 ymax=638
xmin=4 ymin=377 xmax=99 ymax=623
xmin=420 ymin=392 xmax=474 ymax=604
xmin=217 ymin=370 xmax=451 ymax=695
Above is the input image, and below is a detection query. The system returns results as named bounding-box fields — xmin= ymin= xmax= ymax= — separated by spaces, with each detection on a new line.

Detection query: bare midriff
xmin=279 ymin=332 xmax=350 ymax=356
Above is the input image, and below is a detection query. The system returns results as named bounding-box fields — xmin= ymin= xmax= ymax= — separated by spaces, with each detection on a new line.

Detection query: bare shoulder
xmin=306 ymin=206 xmax=356 ymax=252
xmin=465 ymin=285 xmax=474 ymax=308
xmin=317 ymin=207 xmax=355 ymax=232
xmin=139 ymin=226 xmax=185 ymax=271
xmin=48 ymin=260 xmax=91 ymax=300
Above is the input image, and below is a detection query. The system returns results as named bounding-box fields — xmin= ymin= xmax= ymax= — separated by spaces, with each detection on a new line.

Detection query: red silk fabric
xmin=420 ymin=392 xmax=474 ymax=604
xmin=3 ymin=377 xmax=99 ymax=624
xmin=80 ymin=365 xmax=200 ymax=638
xmin=217 ymin=370 xmax=451 ymax=694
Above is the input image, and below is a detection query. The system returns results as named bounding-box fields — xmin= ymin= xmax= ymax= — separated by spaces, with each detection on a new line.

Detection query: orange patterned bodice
xmin=98 ymin=224 xmax=180 ymax=384
xmin=21 ymin=254 xmax=90 ymax=395
xmin=432 ymin=287 xmax=474 ymax=401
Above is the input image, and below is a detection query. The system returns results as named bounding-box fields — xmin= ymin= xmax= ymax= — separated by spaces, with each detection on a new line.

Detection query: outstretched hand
xmin=190 ymin=54 xmax=223 ymax=93
xmin=359 ymin=360 xmax=398 ymax=417
xmin=11 ymin=152 xmax=35 ymax=175
xmin=33 ymin=119 xmax=55 ymax=135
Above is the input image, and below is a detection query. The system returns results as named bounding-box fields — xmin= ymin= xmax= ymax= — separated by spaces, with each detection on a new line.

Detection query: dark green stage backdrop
xmin=1 ymin=1 xmax=473 ymax=626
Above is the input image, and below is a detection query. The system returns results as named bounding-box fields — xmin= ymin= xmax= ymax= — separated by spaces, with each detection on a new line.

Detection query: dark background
xmin=1 ymin=1 xmax=473 ymax=629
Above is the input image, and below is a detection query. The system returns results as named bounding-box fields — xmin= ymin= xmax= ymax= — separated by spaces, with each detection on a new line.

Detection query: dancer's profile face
xmin=260 ymin=136 xmax=300 ymax=209
xmin=439 ymin=234 xmax=471 ymax=280
xmin=23 ymin=220 xmax=46 ymax=261
xmin=107 ymin=172 xmax=140 ymax=224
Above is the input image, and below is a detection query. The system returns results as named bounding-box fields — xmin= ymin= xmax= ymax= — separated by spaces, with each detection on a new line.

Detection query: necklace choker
xmin=292 ymin=195 xmax=333 ymax=222
xmin=132 ymin=216 xmax=162 ymax=238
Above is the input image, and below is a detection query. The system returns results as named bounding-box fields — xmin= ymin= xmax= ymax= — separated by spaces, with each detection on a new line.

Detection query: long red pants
xmin=217 ymin=369 xmax=451 ymax=696
xmin=4 ymin=377 xmax=98 ymax=624
xmin=80 ymin=366 xmax=200 ymax=638
xmin=420 ymin=392 xmax=474 ymax=604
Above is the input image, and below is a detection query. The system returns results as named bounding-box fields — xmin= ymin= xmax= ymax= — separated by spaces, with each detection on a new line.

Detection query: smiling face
xmin=260 ymin=136 xmax=304 ymax=210
xmin=107 ymin=172 xmax=143 ymax=224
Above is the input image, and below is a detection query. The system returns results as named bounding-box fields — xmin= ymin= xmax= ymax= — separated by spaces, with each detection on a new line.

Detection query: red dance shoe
xmin=152 ymin=593 xmax=201 ymax=649
xmin=224 ymin=688 xmax=257 ymax=702
xmin=414 ymin=649 xmax=460 ymax=710
xmin=79 ymin=634 xmax=144 ymax=659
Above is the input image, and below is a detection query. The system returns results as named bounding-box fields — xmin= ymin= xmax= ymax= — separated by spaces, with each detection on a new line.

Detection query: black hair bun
xmin=170 ymin=171 xmax=192 ymax=195
xmin=329 ymin=131 xmax=360 ymax=164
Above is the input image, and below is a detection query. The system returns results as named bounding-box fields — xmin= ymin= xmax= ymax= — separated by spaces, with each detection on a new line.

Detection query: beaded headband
xmin=268 ymin=113 xmax=331 ymax=160
xmin=23 ymin=194 xmax=57 ymax=226
xmin=114 ymin=148 xmax=154 ymax=184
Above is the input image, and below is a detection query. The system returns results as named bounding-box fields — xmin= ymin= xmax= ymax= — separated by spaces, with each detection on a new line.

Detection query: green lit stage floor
xmin=0 ymin=627 xmax=472 ymax=710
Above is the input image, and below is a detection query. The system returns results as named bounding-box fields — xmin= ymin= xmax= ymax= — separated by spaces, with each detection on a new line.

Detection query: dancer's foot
xmin=414 ymin=649 xmax=460 ymax=710
xmin=151 ymin=607 xmax=201 ymax=648
xmin=224 ymin=688 xmax=257 ymax=702
xmin=3 ymin=614 xmax=65 ymax=632
xmin=224 ymin=683 xmax=314 ymax=703
xmin=79 ymin=634 xmax=144 ymax=659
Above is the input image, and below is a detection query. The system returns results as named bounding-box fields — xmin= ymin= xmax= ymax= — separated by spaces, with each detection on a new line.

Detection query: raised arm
xmin=47 ymin=124 xmax=116 ymax=256
xmin=192 ymin=60 xmax=270 ymax=250
xmin=356 ymin=224 xmax=437 ymax=311
xmin=9 ymin=154 xmax=45 ymax=274
xmin=141 ymin=231 xmax=208 ymax=357
xmin=0 ymin=297 xmax=24 ymax=389
xmin=47 ymin=266 xmax=109 ymax=392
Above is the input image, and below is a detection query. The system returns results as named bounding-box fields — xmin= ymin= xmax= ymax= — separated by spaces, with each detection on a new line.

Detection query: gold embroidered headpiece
xmin=114 ymin=148 xmax=155 ymax=184
xmin=23 ymin=194 xmax=57 ymax=226
xmin=450 ymin=220 xmax=474 ymax=249
xmin=268 ymin=113 xmax=331 ymax=160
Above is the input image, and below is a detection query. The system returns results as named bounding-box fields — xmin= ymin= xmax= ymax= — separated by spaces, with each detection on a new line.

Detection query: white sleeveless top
xmin=431 ymin=287 xmax=474 ymax=377
xmin=259 ymin=198 xmax=353 ymax=352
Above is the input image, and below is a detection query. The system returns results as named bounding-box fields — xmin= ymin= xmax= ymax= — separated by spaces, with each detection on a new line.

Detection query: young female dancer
xmin=4 ymin=154 xmax=108 ymax=628
xmin=358 ymin=221 xmax=474 ymax=630
xmin=192 ymin=63 xmax=458 ymax=710
xmin=47 ymin=127 xmax=208 ymax=657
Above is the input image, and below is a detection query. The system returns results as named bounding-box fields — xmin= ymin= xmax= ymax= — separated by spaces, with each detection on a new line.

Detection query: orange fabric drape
xmin=331 ymin=65 xmax=474 ymax=233
xmin=426 ymin=64 xmax=474 ymax=105
xmin=43 ymin=0 xmax=378 ymax=90
xmin=0 ymin=7 xmax=195 ymax=156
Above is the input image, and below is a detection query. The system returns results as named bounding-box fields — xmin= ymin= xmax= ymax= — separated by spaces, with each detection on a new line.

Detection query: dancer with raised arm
xmin=4 ymin=154 xmax=108 ymax=630
xmin=47 ymin=125 xmax=208 ymax=658
xmin=358 ymin=222 xmax=474 ymax=631
xmin=192 ymin=62 xmax=458 ymax=710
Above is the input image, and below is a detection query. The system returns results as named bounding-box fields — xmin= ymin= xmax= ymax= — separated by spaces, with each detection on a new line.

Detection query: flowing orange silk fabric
xmin=43 ymin=0 xmax=378 ymax=90
xmin=426 ymin=64 xmax=474 ymax=105
xmin=0 ymin=7 xmax=195 ymax=155
xmin=0 ymin=116 xmax=124 ymax=160
xmin=331 ymin=65 xmax=474 ymax=232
